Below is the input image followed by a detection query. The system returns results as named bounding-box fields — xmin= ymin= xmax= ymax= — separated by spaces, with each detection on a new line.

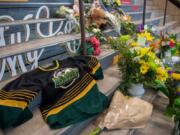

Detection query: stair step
xmin=156 ymin=21 xmax=177 ymax=32
xmin=133 ymin=0 xmax=153 ymax=5
xmin=0 ymin=48 xmax=118 ymax=88
xmin=127 ymin=11 xmax=151 ymax=15
xmin=0 ymin=28 xmax=114 ymax=59
xmin=1 ymin=65 xmax=121 ymax=135
xmin=133 ymin=16 xmax=165 ymax=26
xmin=119 ymin=5 xmax=143 ymax=12
xmin=169 ymin=27 xmax=180 ymax=40
xmin=127 ymin=11 xmax=151 ymax=21
xmin=80 ymin=89 xmax=159 ymax=135
xmin=146 ymin=5 xmax=159 ymax=10
xmin=170 ymin=26 xmax=180 ymax=35
xmin=0 ymin=2 xmax=72 ymax=8
xmin=0 ymin=33 xmax=81 ymax=59
xmin=0 ymin=18 xmax=66 ymax=27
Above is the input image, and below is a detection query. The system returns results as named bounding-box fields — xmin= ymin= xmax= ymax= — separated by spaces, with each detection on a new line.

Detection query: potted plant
xmin=109 ymin=35 xmax=168 ymax=97
xmin=157 ymin=34 xmax=179 ymax=59
xmin=163 ymin=74 xmax=180 ymax=135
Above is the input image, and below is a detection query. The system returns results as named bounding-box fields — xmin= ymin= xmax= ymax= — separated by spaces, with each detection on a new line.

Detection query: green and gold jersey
xmin=0 ymin=56 xmax=108 ymax=130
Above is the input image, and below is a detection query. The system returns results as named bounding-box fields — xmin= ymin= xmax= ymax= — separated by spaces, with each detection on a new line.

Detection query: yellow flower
xmin=129 ymin=42 xmax=139 ymax=47
xmin=177 ymin=87 xmax=180 ymax=92
xmin=137 ymin=33 xmax=144 ymax=38
xmin=139 ymin=47 xmax=150 ymax=57
xmin=138 ymin=31 xmax=154 ymax=42
xmin=171 ymin=73 xmax=180 ymax=80
xmin=156 ymin=67 xmax=166 ymax=75
xmin=145 ymin=32 xmax=154 ymax=41
xmin=139 ymin=60 xmax=145 ymax=64
xmin=140 ymin=63 xmax=149 ymax=74
xmin=156 ymin=67 xmax=168 ymax=82
xmin=147 ymin=51 xmax=156 ymax=60
xmin=156 ymin=75 xmax=167 ymax=82
xmin=115 ymin=0 xmax=121 ymax=6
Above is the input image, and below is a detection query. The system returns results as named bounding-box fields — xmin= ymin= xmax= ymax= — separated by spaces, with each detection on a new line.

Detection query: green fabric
xmin=0 ymin=106 xmax=32 ymax=129
xmin=47 ymin=84 xmax=108 ymax=129
xmin=94 ymin=67 xmax=104 ymax=80
xmin=12 ymin=107 xmax=33 ymax=127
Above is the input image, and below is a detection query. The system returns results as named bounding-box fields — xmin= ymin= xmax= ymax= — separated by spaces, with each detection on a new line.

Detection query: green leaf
xmin=174 ymin=98 xmax=180 ymax=108
xmin=89 ymin=127 xmax=101 ymax=135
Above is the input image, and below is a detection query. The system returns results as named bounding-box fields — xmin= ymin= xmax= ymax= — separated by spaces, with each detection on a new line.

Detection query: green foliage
xmin=86 ymin=23 xmax=107 ymax=42
xmin=164 ymin=78 xmax=180 ymax=123
xmin=121 ymin=22 xmax=137 ymax=35
xmin=89 ymin=127 xmax=101 ymax=135
xmin=84 ymin=0 xmax=93 ymax=3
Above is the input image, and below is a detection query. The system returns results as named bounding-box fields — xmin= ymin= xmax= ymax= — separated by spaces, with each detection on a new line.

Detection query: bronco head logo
xmin=52 ymin=68 xmax=79 ymax=89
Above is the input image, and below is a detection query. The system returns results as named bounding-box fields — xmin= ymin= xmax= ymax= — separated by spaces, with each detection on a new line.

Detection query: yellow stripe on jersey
xmin=0 ymin=99 xmax=27 ymax=109
xmin=91 ymin=63 xmax=100 ymax=74
xmin=45 ymin=80 xmax=96 ymax=119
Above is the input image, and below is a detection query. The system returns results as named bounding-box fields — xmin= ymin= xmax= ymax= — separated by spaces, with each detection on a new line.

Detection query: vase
xmin=164 ymin=50 xmax=173 ymax=66
xmin=128 ymin=83 xmax=145 ymax=97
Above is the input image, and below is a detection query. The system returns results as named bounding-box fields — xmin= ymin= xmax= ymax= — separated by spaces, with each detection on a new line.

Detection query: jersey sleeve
xmin=74 ymin=56 xmax=104 ymax=80
xmin=0 ymin=72 xmax=41 ymax=129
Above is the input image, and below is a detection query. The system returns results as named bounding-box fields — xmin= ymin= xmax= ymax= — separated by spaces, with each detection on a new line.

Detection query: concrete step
xmin=127 ymin=11 xmax=152 ymax=21
xmin=146 ymin=5 xmax=160 ymax=10
xmin=120 ymin=5 xmax=143 ymax=12
xmin=150 ymin=11 xmax=164 ymax=18
xmin=169 ymin=27 xmax=180 ymax=40
xmin=80 ymin=91 xmax=175 ymax=135
xmin=133 ymin=16 xmax=167 ymax=27
xmin=0 ymin=18 xmax=66 ymax=27
xmin=104 ymin=5 xmax=143 ymax=12
xmin=80 ymin=108 xmax=174 ymax=135
xmin=133 ymin=0 xmax=153 ymax=6
xmin=80 ymin=89 xmax=162 ymax=135
xmin=156 ymin=21 xmax=177 ymax=33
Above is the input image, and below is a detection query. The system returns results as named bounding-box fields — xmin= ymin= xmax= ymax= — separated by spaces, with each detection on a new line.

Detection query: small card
xmin=137 ymin=37 xmax=146 ymax=46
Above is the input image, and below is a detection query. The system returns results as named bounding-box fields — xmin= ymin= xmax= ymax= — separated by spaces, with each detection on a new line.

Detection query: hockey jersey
xmin=0 ymin=56 xmax=108 ymax=129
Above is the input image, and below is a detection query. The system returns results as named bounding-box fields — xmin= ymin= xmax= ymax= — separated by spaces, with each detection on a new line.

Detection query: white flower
xmin=92 ymin=28 xmax=101 ymax=33
xmin=144 ymin=25 xmax=148 ymax=30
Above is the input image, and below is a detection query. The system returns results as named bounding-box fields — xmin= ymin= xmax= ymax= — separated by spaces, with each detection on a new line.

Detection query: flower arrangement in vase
xmin=109 ymin=35 xmax=168 ymax=97
xmin=157 ymin=34 xmax=179 ymax=59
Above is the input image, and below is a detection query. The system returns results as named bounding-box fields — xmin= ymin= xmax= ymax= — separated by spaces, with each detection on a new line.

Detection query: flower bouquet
xmin=163 ymin=73 xmax=180 ymax=135
xmin=157 ymin=34 xmax=179 ymax=59
xmin=109 ymin=35 xmax=168 ymax=96
xmin=87 ymin=36 xmax=101 ymax=56
xmin=86 ymin=23 xmax=107 ymax=42
xmin=79 ymin=36 xmax=101 ymax=56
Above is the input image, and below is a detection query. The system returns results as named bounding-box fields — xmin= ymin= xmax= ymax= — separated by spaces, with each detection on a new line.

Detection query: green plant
xmin=164 ymin=78 xmax=180 ymax=122
xmin=86 ymin=23 xmax=107 ymax=42
xmin=121 ymin=22 xmax=137 ymax=35
xmin=109 ymin=35 xmax=168 ymax=91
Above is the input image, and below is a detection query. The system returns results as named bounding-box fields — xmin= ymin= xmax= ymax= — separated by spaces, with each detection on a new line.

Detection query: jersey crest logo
xmin=52 ymin=68 xmax=79 ymax=88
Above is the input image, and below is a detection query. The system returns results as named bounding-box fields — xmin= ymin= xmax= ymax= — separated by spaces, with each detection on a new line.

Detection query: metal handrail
xmin=170 ymin=0 xmax=180 ymax=8
xmin=163 ymin=0 xmax=168 ymax=26
xmin=142 ymin=0 xmax=147 ymax=27
xmin=78 ymin=0 xmax=87 ymax=55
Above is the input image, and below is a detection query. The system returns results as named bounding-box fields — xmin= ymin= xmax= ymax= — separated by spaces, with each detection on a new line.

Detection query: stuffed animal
xmin=73 ymin=0 xmax=80 ymax=17
xmin=87 ymin=4 xmax=107 ymax=29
